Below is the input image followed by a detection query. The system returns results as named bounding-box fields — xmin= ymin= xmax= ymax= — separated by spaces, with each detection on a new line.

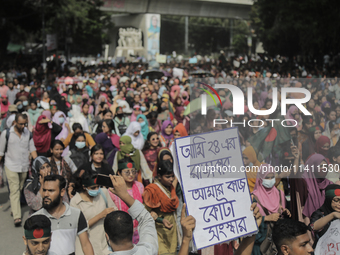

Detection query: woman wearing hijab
xmin=69 ymin=104 xmax=89 ymax=133
xmin=130 ymin=105 xmax=141 ymax=122
xmin=148 ymin=111 xmax=162 ymax=134
xmin=136 ymin=114 xmax=149 ymax=141
xmin=302 ymin=126 xmax=323 ymax=162
xmin=314 ymin=135 xmax=331 ymax=161
xmin=174 ymin=106 xmax=185 ymax=124
xmin=310 ymin=184 xmax=340 ymax=248
xmin=323 ymin=121 xmax=340 ymax=146
xmin=159 ymin=120 xmax=174 ymax=148
xmin=252 ymin=164 xmax=290 ymax=255
xmin=23 ymin=156 xmax=52 ymax=215
xmin=285 ymin=105 xmax=303 ymax=130
xmin=113 ymin=135 xmax=152 ymax=185
xmin=242 ymin=146 xmax=262 ymax=193
xmin=302 ymin=154 xmax=333 ymax=220
xmin=95 ymin=119 xmax=119 ymax=167
xmin=52 ymin=111 xmax=71 ymax=142
xmin=27 ymin=100 xmax=42 ymax=128
xmin=33 ymin=115 xmax=62 ymax=157
xmin=123 ymin=121 xmax=145 ymax=150
xmin=152 ymin=147 xmax=174 ymax=178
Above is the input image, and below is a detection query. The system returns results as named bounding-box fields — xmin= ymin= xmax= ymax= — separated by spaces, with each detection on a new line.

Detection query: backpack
xmin=114 ymin=117 xmax=127 ymax=136
xmin=5 ymin=128 xmax=33 ymax=153
xmin=253 ymin=194 xmax=282 ymax=255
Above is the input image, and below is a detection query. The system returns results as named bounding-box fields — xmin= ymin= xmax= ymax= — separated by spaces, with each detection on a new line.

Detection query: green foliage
xmin=251 ymin=0 xmax=340 ymax=58
xmin=0 ymin=0 xmax=113 ymax=59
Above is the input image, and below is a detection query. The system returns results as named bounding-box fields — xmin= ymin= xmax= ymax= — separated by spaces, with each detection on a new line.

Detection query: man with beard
xmin=33 ymin=175 xmax=94 ymax=255
xmin=0 ymin=113 xmax=37 ymax=227
xmin=22 ymin=215 xmax=55 ymax=255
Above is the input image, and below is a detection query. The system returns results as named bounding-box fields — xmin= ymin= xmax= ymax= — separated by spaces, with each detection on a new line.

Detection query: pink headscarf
xmin=170 ymin=85 xmax=181 ymax=101
xmin=285 ymin=105 xmax=302 ymax=130
xmin=252 ymin=164 xmax=286 ymax=216
xmin=302 ymin=154 xmax=333 ymax=218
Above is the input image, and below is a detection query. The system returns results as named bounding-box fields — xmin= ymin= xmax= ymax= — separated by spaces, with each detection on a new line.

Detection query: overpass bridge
xmin=101 ymin=0 xmax=252 ymax=19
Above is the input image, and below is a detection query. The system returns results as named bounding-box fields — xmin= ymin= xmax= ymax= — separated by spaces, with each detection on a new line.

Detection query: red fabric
xmin=33 ymin=115 xmax=52 ymax=153
xmin=108 ymin=133 xmax=120 ymax=149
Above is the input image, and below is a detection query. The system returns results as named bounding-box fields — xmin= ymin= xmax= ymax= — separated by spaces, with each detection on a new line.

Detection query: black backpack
xmin=114 ymin=117 xmax=127 ymax=136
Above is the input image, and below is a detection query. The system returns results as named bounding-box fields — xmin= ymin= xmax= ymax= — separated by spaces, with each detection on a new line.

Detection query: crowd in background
xmin=0 ymin=56 xmax=340 ymax=255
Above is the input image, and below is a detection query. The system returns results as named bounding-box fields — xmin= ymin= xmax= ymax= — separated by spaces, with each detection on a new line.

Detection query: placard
xmin=156 ymin=54 xmax=167 ymax=63
xmin=174 ymin=128 xmax=258 ymax=250
xmin=315 ymin=219 xmax=340 ymax=255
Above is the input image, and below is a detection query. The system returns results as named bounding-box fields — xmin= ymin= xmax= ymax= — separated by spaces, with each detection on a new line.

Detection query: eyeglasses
xmin=332 ymin=198 xmax=340 ymax=203
xmin=151 ymin=137 xmax=159 ymax=141
xmin=17 ymin=122 xmax=28 ymax=127
xmin=122 ymin=170 xmax=137 ymax=176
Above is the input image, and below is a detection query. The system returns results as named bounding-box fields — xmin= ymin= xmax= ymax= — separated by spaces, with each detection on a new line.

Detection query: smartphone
xmin=96 ymin=174 xmax=114 ymax=188
xmin=290 ymin=138 xmax=295 ymax=147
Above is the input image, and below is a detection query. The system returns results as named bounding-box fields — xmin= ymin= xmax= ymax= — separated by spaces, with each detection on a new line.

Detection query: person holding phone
xmin=109 ymin=157 xmax=144 ymax=244
xmin=70 ymin=171 xmax=117 ymax=255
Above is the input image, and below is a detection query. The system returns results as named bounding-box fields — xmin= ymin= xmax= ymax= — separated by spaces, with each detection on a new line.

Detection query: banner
xmin=174 ymin=128 xmax=258 ymax=250
xmin=146 ymin=14 xmax=161 ymax=60
xmin=315 ymin=219 xmax=340 ymax=255
xmin=46 ymin=34 xmax=57 ymax=51
xmin=156 ymin=54 xmax=166 ymax=63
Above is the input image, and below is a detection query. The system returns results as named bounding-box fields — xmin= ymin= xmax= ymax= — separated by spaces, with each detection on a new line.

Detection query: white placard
xmin=315 ymin=219 xmax=340 ymax=255
xmin=174 ymin=128 xmax=258 ymax=250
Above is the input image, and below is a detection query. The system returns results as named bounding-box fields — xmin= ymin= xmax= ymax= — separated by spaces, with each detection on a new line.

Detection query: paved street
xmin=0 ymin=185 xmax=28 ymax=255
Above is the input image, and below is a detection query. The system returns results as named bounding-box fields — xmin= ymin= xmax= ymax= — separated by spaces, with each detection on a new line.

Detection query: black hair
xmin=104 ymin=211 xmax=134 ymax=244
xmin=142 ymin=132 xmax=161 ymax=151
xmin=90 ymin=144 xmax=105 ymax=157
xmin=147 ymin=110 xmax=158 ymax=119
xmin=24 ymin=215 xmax=51 ymax=232
xmin=50 ymin=140 xmax=65 ymax=150
xmin=15 ymin=113 xmax=27 ymax=122
xmin=157 ymin=159 xmax=174 ymax=176
xmin=272 ymin=219 xmax=309 ymax=254
xmin=44 ymin=174 xmax=67 ymax=191
xmin=329 ymin=146 xmax=340 ymax=163
xmin=117 ymin=157 xmax=134 ymax=174
xmin=103 ymin=119 xmax=115 ymax=133
xmin=102 ymin=108 xmax=112 ymax=116
xmin=74 ymin=132 xmax=86 ymax=141
xmin=73 ymin=168 xmax=97 ymax=193
xmin=302 ymin=116 xmax=313 ymax=126
xmin=329 ymin=121 xmax=337 ymax=131
xmin=72 ymin=123 xmax=83 ymax=132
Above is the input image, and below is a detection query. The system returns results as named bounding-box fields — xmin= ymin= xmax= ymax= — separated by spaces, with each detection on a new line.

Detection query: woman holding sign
xmin=310 ymin=184 xmax=340 ymax=248
xmin=143 ymin=159 xmax=180 ymax=255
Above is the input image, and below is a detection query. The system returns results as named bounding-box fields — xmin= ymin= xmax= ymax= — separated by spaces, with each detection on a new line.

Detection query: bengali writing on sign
xmin=175 ymin=128 xmax=258 ymax=250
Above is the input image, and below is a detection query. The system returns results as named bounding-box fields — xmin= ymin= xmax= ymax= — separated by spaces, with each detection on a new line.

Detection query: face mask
xmin=106 ymin=237 xmax=113 ymax=252
xmin=101 ymin=87 xmax=106 ymax=91
xmin=161 ymin=106 xmax=167 ymax=111
xmin=307 ymin=84 xmax=312 ymax=89
xmin=23 ymin=101 xmax=28 ymax=106
xmin=116 ymin=113 xmax=123 ymax=118
xmin=170 ymin=80 xmax=174 ymax=85
xmin=87 ymin=187 xmax=101 ymax=197
xmin=58 ymin=117 xmax=65 ymax=124
xmin=141 ymin=106 xmax=146 ymax=112
xmin=75 ymin=141 xmax=86 ymax=149
xmin=262 ymin=178 xmax=276 ymax=189
xmin=140 ymin=121 xmax=146 ymax=127
xmin=18 ymin=104 xmax=23 ymax=109
xmin=2 ymin=100 xmax=8 ymax=105
xmin=37 ymin=103 xmax=41 ymax=108
xmin=67 ymin=112 xmax=73 ymax=118
xmin=24 ymin=87 xmax=30 ymax=92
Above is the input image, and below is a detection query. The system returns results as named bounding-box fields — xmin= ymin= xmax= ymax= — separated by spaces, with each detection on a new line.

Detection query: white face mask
xmin=262 ymin=178 xmax=276 ymax=189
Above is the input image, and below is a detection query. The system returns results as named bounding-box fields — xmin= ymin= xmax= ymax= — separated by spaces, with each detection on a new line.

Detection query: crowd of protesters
xmin=0 ymin=56 xmax=339 ymax=255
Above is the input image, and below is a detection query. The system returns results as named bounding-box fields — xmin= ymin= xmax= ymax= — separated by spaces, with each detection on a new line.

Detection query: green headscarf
xmin=117 ymin=136 xmax=141 ymax=170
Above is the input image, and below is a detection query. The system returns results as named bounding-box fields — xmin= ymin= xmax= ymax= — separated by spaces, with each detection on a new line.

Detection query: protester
xmin=104 ymin=174 xmax=158 ymax=255
xmin=70 ymin=171 xmax=117 ymax=255
xmin=68 ymin=132 xmax=91 ymax=169
xmin=123 ymin=121 xmax=145 ymax=150
xmin=159 ymin=120 xmax=174 ymax=148
xmin=110 ymin=157 xmax=144 ymax=244
xmin=0 ymin=113 xmax=37 ymax=226
xmin=142 ymin=132 xmax=162 ymax=171
xmin=143 ymin=160 xmax=179 ymax=255
xmin=33 ymin=175 xmax=94 ymax=255
xmin=22 ymin=215 xmax=52 ymax=255
xmin=63 ymin=122 xmax=96 ymax=150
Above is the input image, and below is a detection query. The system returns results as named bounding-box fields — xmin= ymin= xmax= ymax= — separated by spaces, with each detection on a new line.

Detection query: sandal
xmin=14 ymin=218 xmax=22 ymax=227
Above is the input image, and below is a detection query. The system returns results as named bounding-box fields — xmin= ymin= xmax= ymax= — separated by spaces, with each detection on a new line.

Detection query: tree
xmin=251 ymin=0 xmax=340 ymax=60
